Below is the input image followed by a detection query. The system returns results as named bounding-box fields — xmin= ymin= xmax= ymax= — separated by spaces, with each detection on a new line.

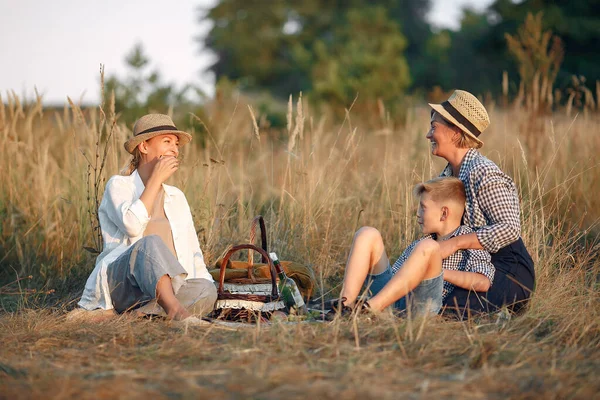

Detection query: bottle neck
xmin=273 ymin=261 xmax=285 ymax=275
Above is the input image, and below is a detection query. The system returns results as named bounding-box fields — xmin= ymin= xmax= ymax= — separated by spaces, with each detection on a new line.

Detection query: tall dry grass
xmin=1 ymin=90 xmax=599 ymax=296
xmin=0 ymin=90 xmax=599 ymax=397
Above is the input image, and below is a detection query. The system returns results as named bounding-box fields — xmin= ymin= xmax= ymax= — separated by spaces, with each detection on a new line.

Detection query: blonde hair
xmin=414 ymin=177 xmax=466 ymax=208
xmin=454 ymin=131 xmax=483 ymax=149
xmin=120 ymin=147 xmax=142 ymax=175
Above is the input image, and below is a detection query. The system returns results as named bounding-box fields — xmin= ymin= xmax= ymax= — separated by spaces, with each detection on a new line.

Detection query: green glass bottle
xmin=269 ymin=252 xmax=307 ymax=314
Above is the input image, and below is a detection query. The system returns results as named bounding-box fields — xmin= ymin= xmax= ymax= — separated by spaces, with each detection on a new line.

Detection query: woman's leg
xmin=443 ymin=239 xmax=535 ymax=318
xmin=442 ymin=287 xmax=489 ymax=318
xmin=485 ymin=270 xmax=533 ymax=313
xmin=340 ymin=227 xmax=390 ymax=307
xmin=368 ymin=239 xmax=442 ymax=311
xmin=173 ymin=278 xmax=218 ymax=317
xmin=108 ymin=235 xmax=192 ymax=320
xmin=155 ymin=275 xmax=191 ymax=320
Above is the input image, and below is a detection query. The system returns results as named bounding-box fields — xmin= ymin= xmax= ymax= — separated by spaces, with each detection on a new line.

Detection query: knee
xmin=355 ymin=226 xmax=383 ymax=242
xmin=415 ymin=238 xmax=440 ymax=256
xmin=206 ymin=282 xmax=218 ymax=303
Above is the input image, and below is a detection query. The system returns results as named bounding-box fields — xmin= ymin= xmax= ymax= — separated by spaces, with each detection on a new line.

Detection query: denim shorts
xmin=363 ymin=263 xmax=443 ymax=316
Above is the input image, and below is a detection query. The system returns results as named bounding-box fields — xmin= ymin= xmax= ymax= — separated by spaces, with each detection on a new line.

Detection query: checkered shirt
xmin=391 ymin=226 xmax=495 ymax=300
xmin=440 ymin=148 xmax=522 ymax=253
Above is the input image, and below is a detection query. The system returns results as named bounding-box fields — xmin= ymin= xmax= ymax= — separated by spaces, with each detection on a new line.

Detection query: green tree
xmin=201 ymin=0 xmax=427 ymax=102
xmin=505 ymin=12 xmax=564 ymax=111
xmin=311 ymin=6 xmax=411 ymax=111
xmin=384 ymin=0 xmax=434 ymax=90
xmin=486 ymin=0 xmax=600 ymax=90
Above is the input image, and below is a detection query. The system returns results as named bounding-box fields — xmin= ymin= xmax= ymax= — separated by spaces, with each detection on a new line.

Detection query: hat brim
xmin=124 ymin=130 xmax=192 ymax=154
xmin=428 ymin=103 xmax=484 ymax=146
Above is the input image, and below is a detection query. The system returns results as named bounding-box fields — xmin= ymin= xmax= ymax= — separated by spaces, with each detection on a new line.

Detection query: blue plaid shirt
xmin=391 ymin=225 xmax=495 ymax=299
xmin=440 ymin=148 xmax=522 ymax=253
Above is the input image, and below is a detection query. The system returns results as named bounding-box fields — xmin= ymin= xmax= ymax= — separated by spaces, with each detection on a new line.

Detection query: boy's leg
xmin=368 ymin=239 xmax=442 ymax=312
xmin=340 ymin=227 xmax=390 ymax=307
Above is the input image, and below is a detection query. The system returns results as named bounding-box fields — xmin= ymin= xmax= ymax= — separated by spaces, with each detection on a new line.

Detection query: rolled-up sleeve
xmin=103 ymin=178 xmax=150 ymax=238
xmin=474 ymin=172 xmax=521 ymax=253
xmin=464 ymin=249 xmax=495 ymax=286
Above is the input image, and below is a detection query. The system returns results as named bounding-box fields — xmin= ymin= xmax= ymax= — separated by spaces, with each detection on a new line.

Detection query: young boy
xmin=332 ymin=176 xmax=495 ymax=317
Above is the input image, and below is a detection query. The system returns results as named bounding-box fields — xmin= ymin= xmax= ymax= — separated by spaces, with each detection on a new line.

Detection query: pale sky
xmin=0 ymin=0 xmax=493 ymax=105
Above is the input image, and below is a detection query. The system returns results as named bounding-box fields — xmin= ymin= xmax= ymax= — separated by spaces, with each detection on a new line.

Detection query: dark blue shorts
xmin=364 ymin=263 xmax=443 ymax=316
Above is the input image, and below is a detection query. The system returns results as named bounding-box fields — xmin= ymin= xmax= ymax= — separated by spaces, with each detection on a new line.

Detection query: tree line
xmin=106 ymin=0 xmax=600 ymax=129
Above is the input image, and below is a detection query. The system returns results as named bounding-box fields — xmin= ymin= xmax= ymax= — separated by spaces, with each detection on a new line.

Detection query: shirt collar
xmin=437 ymin=226 xmax=462 ymax=241
xmin=162 ymin=183 xmax=179 ymax=202
xmin=131 ymin=169 xmax=145 ymax=197
xmin=458 ymin=148 xmax=479 ymax=179
xmin=440 ymin=148 xmax=479 ymax=178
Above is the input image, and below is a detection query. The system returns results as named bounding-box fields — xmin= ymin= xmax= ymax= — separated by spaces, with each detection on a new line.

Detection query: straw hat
xmin=428 ymin=90 xmax=490 ymax=146
xmin=124 ymin=114 xmax=192 ymax=154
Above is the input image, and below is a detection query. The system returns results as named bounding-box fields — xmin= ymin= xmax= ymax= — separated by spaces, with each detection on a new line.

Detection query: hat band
xmin=441 ymin=101 xmax=481 ymax=137
xmin=135 ymin=125 xmax=178 ymax=136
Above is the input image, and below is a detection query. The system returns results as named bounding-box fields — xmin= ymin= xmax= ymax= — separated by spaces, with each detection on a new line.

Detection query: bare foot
xmin=173 ymin=316 xmax=210 ymax=328
xmin=167 ymin=306 xmax=192 ymax=321
xmin=66 ymin=308 xmax=116 ymax=323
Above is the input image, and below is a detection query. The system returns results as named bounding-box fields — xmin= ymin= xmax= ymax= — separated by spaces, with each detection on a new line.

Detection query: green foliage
xmin=200 ymin=0 xmax=600 ymax=106
xmin=487 ymin=0 xmax=600 ymax=90
xmin=311 ymin=7 xmax=410 ymax=110
xmin=505 ymin=12 xmax=564 ymax=111
xmin=202 ymin=0 xmax=418 ymax=112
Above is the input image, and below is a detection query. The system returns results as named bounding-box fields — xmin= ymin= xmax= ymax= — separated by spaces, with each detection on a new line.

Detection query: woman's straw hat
xmin=428 ymin=90 xmax=490 ymax=146
xmin=124 ymin=114 xmax=192 ymax=154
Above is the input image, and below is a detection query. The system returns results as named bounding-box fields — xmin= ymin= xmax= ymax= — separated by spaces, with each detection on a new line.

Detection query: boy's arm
xmin=444 ymin=248 xmax=495 ymax=292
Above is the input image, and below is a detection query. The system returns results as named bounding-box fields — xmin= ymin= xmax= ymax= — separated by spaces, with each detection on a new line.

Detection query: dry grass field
xmin=1 ymin=92 xmax=599 ymax=399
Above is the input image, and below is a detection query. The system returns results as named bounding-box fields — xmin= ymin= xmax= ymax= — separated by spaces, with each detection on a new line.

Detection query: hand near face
xmin=151 ymin=155 xmax=179 ymax=184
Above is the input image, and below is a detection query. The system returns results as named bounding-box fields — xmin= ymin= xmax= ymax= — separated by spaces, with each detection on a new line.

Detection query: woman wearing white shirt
xmin=77 ymin=114 xmax=216 ymax=323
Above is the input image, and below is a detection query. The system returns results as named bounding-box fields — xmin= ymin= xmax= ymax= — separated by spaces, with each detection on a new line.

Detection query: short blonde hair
xmin=414 ymin=177 xmax=466 ymax=207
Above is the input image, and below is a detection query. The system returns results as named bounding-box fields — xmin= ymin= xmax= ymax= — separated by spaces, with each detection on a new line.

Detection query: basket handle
xmin=247 ymin=215 xmax=268 ymax=279
xmin=219 ymin=244 xmax=278 ymax=298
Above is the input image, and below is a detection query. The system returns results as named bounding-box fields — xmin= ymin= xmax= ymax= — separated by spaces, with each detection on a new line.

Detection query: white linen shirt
xmin=78 ymin=170 xmax=213 ymax=310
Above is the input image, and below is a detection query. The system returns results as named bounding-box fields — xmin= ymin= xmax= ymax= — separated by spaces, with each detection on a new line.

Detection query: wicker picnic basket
xmin=210 ymin=243 xmax=284 ymax=322
xmin=209 ymin=215 xmax=317 ymax=299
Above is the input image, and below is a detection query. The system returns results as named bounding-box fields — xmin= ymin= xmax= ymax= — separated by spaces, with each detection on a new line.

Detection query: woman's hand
xmin=443 ymin=269 xmax=491 ymax=292
xmin=440 ymin=233 xmax=484 ymax=259
xmin=150 ymin=155 xmax=180 ymax=185
xmin=139 ymin=156 xmax=179 ymax=215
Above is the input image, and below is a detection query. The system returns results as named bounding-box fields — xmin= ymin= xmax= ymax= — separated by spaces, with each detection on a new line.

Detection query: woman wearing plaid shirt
xmin=428 ymin=90 xmax=535 ymax=315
